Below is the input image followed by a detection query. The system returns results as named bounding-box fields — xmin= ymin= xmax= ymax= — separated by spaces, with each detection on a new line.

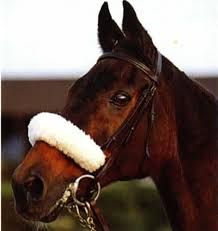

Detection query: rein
xmin=58 ymin=51 xmax=162 ymax=231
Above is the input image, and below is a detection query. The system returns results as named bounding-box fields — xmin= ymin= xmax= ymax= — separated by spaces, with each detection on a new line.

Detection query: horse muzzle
xmin=11 ymin=169 xmax=47 ymax=219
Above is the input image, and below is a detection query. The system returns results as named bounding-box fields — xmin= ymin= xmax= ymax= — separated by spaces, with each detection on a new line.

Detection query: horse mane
xmin=165 ymin=59 xmax=218 ymax=158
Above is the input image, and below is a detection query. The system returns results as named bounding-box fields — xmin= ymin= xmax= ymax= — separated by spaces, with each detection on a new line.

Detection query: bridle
xmin=57 ymin=51 xmax=162 ymax=231
xmin=96 ymin=51 xmax=162 ymax=182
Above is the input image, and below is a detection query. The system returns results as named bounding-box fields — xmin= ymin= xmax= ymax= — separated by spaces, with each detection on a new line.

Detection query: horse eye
xmin=110 ymin=91 xmax=131 ymax=107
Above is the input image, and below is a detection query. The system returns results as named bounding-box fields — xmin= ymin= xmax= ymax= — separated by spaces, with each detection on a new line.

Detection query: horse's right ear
xmin=98 ymin=2 xmax=124 ymax=52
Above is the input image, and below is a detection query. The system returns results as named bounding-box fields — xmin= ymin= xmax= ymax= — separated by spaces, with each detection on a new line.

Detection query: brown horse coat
xmin=12 ymin=1 xmax=218 ymax=231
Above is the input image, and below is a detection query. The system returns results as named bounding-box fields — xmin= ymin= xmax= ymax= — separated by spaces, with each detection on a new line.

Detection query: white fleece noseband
xmin=28 ymin=112 xmax=106 ymax=172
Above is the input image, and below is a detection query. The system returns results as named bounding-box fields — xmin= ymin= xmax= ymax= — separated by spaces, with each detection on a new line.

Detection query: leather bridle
xmin=63 ymin=51 xmax=162 ymax=231
xmin=96 ymin=51 xmax=162 ymax=182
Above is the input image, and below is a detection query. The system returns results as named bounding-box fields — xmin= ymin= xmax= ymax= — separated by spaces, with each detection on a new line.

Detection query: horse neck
xmin=151 ymin=57 xmax=218 ymax=231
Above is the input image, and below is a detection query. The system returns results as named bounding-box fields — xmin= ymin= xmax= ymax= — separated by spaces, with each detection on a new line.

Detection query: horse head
xmin=12 ymin=1 xmax=165 ymax=222
xmin=11 ymin=1 xmax=218 ymax=230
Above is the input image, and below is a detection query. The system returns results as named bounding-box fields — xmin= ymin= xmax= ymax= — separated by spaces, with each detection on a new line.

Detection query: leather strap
xmin=80 ymin=51 xmax=162 ymax=231
xmin=96 ymin=83 xmax=156 ymax=182
xmin=98 ymin=51 xmax=162 ymax=83
xmin=91 ymin=204 xmax=110 ymax=231
xmin=96 ymin=50 xmax=162 ymax=182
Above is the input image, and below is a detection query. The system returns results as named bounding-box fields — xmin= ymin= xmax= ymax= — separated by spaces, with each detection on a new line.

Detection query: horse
xmin=12 ymin=1 xmax=218 ymax=231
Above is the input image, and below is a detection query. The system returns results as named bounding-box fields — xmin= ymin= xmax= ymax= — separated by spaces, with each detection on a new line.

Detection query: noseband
xmin=58 ymin=51 xmax=162 ymax=231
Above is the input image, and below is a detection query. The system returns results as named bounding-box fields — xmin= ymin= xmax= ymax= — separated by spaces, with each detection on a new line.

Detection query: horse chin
xmin=18 ymin=202 xmax=64 ymax=223
xmin=15 ymin=193 xmax=66 ymax=223
xmin=39 ymin=204 xmax=64 ymax=223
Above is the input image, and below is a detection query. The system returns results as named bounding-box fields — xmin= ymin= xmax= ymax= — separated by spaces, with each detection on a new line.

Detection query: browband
xmin=98 ymin=51 xmax=162 ymax=83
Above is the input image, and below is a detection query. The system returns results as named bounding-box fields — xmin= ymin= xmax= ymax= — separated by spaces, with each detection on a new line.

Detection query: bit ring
xmin=72 ymin=174 xmax=101 ymax=207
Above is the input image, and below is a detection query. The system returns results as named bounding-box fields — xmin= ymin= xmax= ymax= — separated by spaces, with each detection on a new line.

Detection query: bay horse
xmin=12 ymin=1 xmax=218 ymax=231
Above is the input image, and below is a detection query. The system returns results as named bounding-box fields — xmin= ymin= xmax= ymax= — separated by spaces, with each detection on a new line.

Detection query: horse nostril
xmin=24 ymin=175 xmax=44 ymax=201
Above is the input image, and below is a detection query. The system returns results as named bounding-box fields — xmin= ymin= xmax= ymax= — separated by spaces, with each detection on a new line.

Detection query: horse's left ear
xmin=122 ymin=1 xmax=156 ymax=60
xmin=98 ymin=2 xmax=124 ymax=52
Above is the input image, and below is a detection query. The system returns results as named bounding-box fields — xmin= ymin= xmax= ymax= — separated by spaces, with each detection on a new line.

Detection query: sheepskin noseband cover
xmin=28 ymin=112 xmax=106 ymax=172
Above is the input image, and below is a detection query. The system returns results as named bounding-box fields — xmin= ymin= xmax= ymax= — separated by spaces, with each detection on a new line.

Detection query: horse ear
xmin=122 ymin=1 xmax=156 ymax=60
xmin=98 ymin=2 xmax=124 ymax=52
